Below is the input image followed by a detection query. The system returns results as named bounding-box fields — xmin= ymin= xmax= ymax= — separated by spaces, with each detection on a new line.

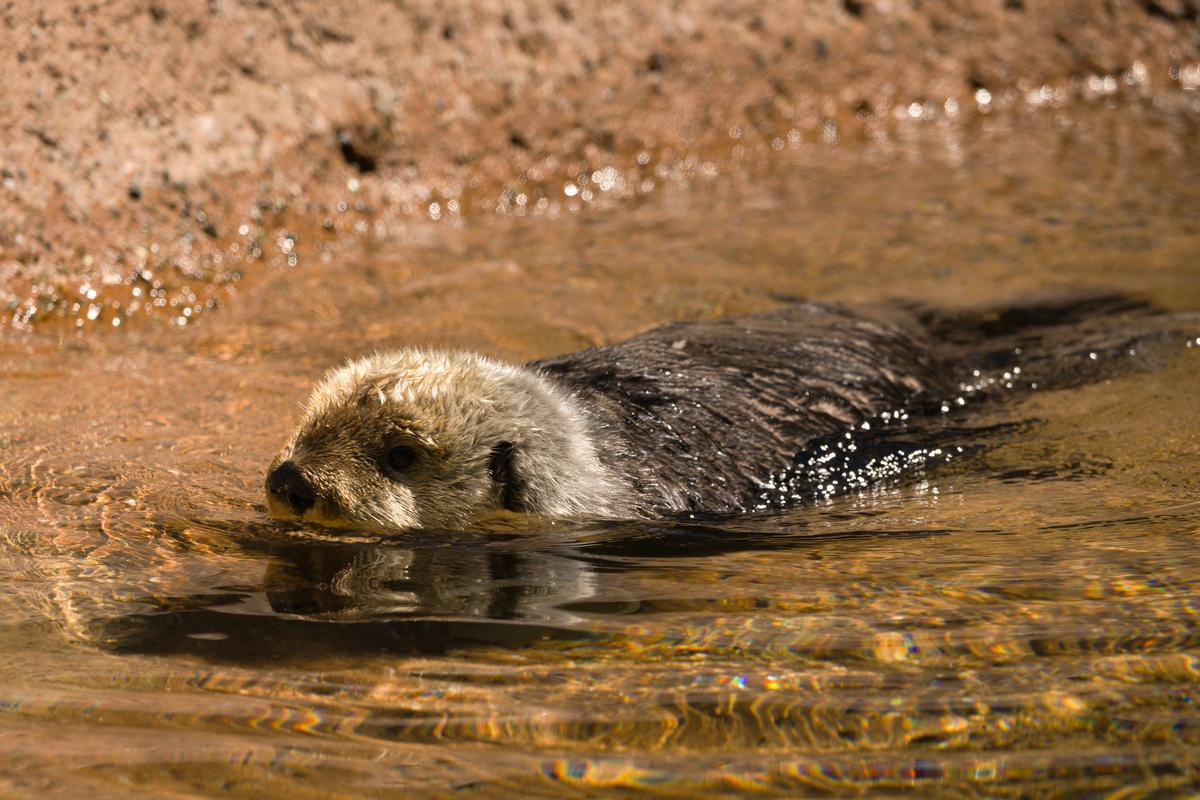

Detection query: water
xmin=1 ymin=97 xmax=1199 ymax=796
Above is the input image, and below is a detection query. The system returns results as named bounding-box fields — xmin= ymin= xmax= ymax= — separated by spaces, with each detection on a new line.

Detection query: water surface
xmin=1 ymin=97 xmax=1199 ymax=797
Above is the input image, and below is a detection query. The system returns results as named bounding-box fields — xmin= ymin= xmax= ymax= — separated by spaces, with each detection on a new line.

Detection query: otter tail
xmin=906 ymin=291 xmax=1157 ymax=345
xmin=902 ymin=291 xmax=1197 ymax=394
xmin=756 ymin=292 xmax=1198 ymax=509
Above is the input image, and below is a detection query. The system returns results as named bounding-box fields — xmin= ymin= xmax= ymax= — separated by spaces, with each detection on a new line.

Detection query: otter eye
xmin=386 ymin=445 xmax=416 ymax=473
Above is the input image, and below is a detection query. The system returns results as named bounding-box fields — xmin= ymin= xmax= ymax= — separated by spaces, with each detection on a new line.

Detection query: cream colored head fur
xmin=267 ymin=349 xmax=628 ymax=531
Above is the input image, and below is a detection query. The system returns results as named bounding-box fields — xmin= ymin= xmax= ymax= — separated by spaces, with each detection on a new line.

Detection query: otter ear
xmin=487 ymin=441 xmax=526 ymax=512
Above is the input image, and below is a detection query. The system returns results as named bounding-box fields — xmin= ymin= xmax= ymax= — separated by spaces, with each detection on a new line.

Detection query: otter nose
xmin=267 ymin=460 xmax=316 ymax=514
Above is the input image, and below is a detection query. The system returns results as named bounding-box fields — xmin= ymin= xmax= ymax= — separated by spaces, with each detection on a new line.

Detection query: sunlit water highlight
xmin=1 ymin=97 xmax=1199 ymax=796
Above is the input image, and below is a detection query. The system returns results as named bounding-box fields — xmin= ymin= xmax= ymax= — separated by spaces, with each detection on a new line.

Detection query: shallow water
xmin=2 ymin=97 xmax=1200 ymax=797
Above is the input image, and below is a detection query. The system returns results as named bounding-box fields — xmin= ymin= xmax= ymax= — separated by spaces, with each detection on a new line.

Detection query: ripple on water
xmin=0 ymin=99 xmax=1199 ymax=796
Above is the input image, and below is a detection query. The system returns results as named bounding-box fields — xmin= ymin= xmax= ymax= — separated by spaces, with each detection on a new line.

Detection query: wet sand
xmin=3 ymin=0 xmax=1199 ymax=335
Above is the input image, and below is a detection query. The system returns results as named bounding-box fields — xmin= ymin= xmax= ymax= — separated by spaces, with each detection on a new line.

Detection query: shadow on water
xmin=101 ymin=511 xmax=956 ymax=663
xmin=96 ymin=495 xmax=1200 ymax=676
xmin=101 ymin=475 xmax=1180 ymax=665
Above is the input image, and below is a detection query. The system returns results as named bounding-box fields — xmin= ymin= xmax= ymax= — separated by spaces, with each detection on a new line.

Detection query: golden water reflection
xmin=0 ymin=97 xmax=1199 ymax=796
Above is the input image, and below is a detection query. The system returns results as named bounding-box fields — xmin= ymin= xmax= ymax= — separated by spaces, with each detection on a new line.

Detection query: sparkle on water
xmin=0 ymin=95 xmax=1199 ymax=796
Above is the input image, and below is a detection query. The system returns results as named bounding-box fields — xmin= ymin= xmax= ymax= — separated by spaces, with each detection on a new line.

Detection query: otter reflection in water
xmin=99 ymin=523 xmax=768 ymax=659
xmin=266 ymin=295 xmax=1193 ymax=532
xmin=101 ymin=519 xmax=880 ymax=660
xmin=264 ymin=537 xmax=605 ymax=624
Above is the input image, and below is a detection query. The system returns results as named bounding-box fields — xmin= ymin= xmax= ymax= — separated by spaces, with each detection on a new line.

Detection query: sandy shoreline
xmin=2 ymin=0 xmax=1198 ymax=331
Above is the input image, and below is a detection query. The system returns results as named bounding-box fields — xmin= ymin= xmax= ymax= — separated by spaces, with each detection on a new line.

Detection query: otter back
xmin=533 ymin=296 xmax=1193 ymax=516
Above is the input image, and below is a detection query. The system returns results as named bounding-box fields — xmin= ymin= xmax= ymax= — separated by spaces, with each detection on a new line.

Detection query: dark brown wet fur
xmin=535 ymin=295 xmax=1193 ymax=516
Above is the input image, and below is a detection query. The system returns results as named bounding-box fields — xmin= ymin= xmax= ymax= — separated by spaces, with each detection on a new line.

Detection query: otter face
xmin=266 ymin=351 xmax=534 ymax=531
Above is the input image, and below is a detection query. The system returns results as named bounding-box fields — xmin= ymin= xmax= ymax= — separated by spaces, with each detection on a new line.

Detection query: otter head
xmin=266 ymin=349 xmax=624 ymax=531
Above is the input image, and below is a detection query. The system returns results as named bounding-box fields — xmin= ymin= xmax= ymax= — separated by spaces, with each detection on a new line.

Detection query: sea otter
xmin=266 ymin=295 xmax=1189 ymax=531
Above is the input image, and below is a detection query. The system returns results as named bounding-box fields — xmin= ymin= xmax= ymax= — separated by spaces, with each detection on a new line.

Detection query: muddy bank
xmin=1 ymin=0 xmax=1198 ymax=331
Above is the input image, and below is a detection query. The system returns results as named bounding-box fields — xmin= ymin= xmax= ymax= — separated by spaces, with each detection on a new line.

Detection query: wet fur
xmin=267 ymin=350 xmax=627 ymax=530
xmin=269 ymin=296 xmax=1189 ymax=531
